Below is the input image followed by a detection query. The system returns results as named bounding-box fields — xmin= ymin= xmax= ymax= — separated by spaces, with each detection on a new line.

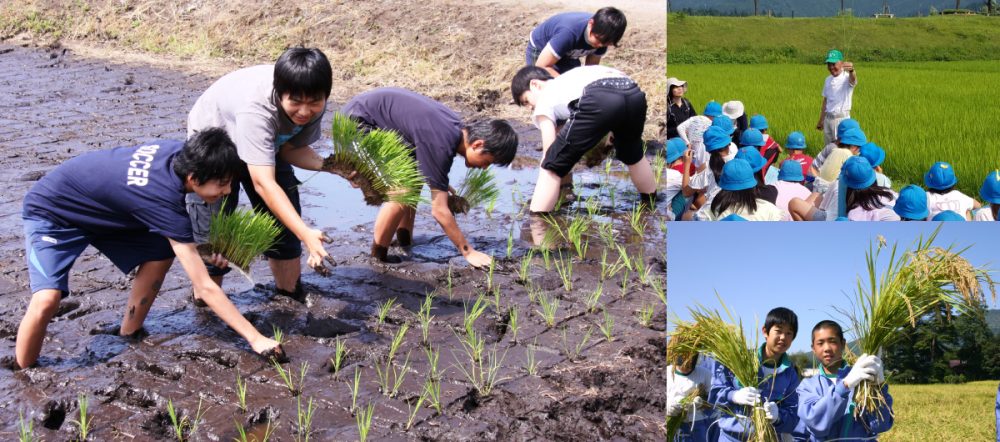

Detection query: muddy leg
xmin=15 ymin=289 xmax=63 ymax=368
xmin=395 ymin=205 xmax=416 ymax=247
xmin=269 ymin=258 xmax=300 ymax=293
xmin=627 ymin=157 xmax=657 ymax=194
xmin=120 ymin=258 xmax=172 ymax=335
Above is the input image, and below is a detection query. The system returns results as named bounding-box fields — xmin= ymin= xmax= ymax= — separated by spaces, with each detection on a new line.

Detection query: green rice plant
xmin=485 ymin=195 xmax=498 ymax=218
xmin=584 ymin=195 xmax=601 ymax=218
xmin=525 ymin=339 xmax=539 ymax=376
xmin=348 ymin=367 xmax=362 ymax=415
xmin=507 ymin=306 xmax=520 ymax=344
xmin=446 ymin=265 xmax=453 ymax=298
xmin=424 ymin=375 xmax=443 ymax=415
xmin=614 ymin=243 xmax=634 ymax=272
xmin=463 ymin=295 xmax=488 ymax=337
xmin=374 ymin=297 xmax=396 ymax=333
xmin=375 ymin=350 xmax=411 ymax=397
xmin=566 ymin=216 xmax=590 ymax=259
xmin=331 ymin=337 xmax=348 ymax=376
xmin=634 ymin=252 xmax=651 ymax=286
xmin=17 ymin=410 xmax=33 ymax=442
xmin=598 ymin=309 xmax=615 ymax=343
xmin=387 ymin=323 xmax=409 ymax=362
xmin=167 ymin=397 xmax=206 ymax=442
xmin=416 ymin=293 xmax=435 ymax=345
xmin=485 ymin=256 xmax=496 ymax=291
xmin=356 ymin=401 xmax=375 ymax=442
xmin=234 ymin=419 xmax=276 ymax=442
xmin=506 ymin=225 xmax=516 ymax=258
xmin=651 ymin=152 xmax=667 ymax=188
xmin=326 ymin=112 xmax=425 ymax=207
xmin=235 ymin=372 xmax=248 ymax=412
xmin=450 ymin=168 xmax=499 ymax=214
xmin=836 ymin=229 xmax=996 ymax=423
xmin=518 ymin=250 xmax=534 ymax=283
xmin=650 ymin=276 xmax=666 ymax=307
xmin=540 ymin=246 xmax=552 ymax=271
xmin=536 ymin=293 xmax=560 ymax=328
xmin=585 ymin=284 xmax=604 ymax=313
xmin=205 ymin=206 xmax=282 ymax=273
xmin=560 ymin=326 xmax=593 ymax=362
xmin=599 ymin=249 xmax=612 ymax=281
xmin=272 ymin=325 xmax=284 ymax=346
xmin=456 ymin=326 xmax=486 ymax=365
xmin=598 ymin=220 xmax=616 ymax=249
xmin=619 ymin=271 xmax=631 ymax=298
xmin=636 ymin=303 xmax=655 ymax=328
xmin=294 ymin=396 xmax=316 ymax=442
xmin=526 ymin=283 xmax=542 ymax=305
xmin=451 ymin=344 xmax=509 ymax=397
xmin=274 ymin=360 xmax=308 ymax=396
xmin=553 ymin=252 xmax=574 ymax=292
xmin=69 ymin=393 xmax=90 ymax=442
xmin=424 ymin=344 xmax=441 ymax=381
xmin=405 ymin=392 xmax=427 ymax=430
xmin=491 ymin=285 xmax=502 ymax=312
xmin=628 ymin=204 xmax=646 ymax=235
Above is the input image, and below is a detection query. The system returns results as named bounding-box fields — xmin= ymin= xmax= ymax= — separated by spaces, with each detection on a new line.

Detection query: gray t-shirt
xmin=187 ymin=65 xmax=322 ymax=166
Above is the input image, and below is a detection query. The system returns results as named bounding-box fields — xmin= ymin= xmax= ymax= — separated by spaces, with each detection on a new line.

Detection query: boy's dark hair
xmin=466 ymin=120 xmax=518 ymax=166
xmin=591 ymin=7 xmax=627 ymax=46
xmin=927 ymin=185 xmax=954 ymax=194
xmin=511 ymin=66 xmax=553 ymax=105
xmin=175 ymin=128 xmax=241 ymax=184
xmin=764 ymin=307 xmax=798 ymax=338
xmin=846 ymin=185 xmax=895 ymax=211
xmin=811 ymin=320 xmax=845 ymax=343
xmin=712 ymin=188 xmax=757 ymax=217
xmin=273 ymin=47 xmax=332 ymax=101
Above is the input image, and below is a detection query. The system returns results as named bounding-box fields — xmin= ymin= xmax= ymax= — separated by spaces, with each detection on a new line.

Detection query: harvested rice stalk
xmin=449 ymin=168 xmax=499 ymax=214
xmin=324 ymin=113 xmax=425 ymax=207
xmin=666 ymin=388 xmax=706 ymax=441
xmin=199 ymin=206 xmax=282 ymax=278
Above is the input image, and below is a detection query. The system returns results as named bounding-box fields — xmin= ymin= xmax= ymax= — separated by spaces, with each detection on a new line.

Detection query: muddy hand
xmin=208 ymin=253 xmax=229 ymax=270
xmin=464 ymin=249 xmax=493 ymax=269
xmin=252 ymin=336 xmax=288 ymax=363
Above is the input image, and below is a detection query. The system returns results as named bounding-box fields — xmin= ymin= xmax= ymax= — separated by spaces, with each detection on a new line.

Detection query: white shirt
xmin=974 ymin=208 xmax=996 ymax=221
xmin=677 ymin=115 xmax=712 ymax=167
xmin=532 ymin=65 xmax=626 ymax=127
xmin=696 ymin=198 xmax=784 ymax=221
xmin=848 ymin=193 xmax=901 ymax=221
xmin=663 ymin=169 xmax=684 ymax=221
xmin=926 ymin=190 xmax=975 ymax=220
xmin=666 ymin=360 xmax=717 ymax=423
xmin=823 ymin=71 xmax=855 ymax=115
xmin=774 ymin=181 xmax=811 ymax=220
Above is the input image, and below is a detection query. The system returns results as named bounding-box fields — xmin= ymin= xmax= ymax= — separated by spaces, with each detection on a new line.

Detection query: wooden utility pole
xmin=753 ymin=0 xmax=759 ymax=16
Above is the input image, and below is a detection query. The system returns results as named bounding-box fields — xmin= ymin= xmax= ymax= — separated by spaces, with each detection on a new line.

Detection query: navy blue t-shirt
xmin=341 ymin=87 xmax=462 ymax=191
xmin=23 ymin=140 xmax=195 ymax=243
xmin=530 ymin=12 xmax=608 ymax=60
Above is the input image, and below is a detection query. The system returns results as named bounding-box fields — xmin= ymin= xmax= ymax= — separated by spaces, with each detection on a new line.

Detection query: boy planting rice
xmin=14 ymin=129 xmax=285 ymax=369
xmin=525 ymin=7 xmax=627 ymax=77
xmin=797 ymin=320 xmax=893 ymax=441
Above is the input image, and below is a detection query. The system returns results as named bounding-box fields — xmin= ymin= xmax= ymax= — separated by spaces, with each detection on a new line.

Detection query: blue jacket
xmin=710 ymin=345 xmax=801 ymax=441
xmin=797 ymin=363 xmax=893 ymax=441
xmin=995 ymin=383 xmax=999 ymax=442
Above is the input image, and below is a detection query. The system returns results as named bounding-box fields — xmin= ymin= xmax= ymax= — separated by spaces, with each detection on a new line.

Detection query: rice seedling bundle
xmin=325 ymin=113 xmax=426 ymax=207
xmin=202 ymin=206 xmax=282 ymax=275
xmin=449 ymin=168 xmax=499 ymax=215
xmin=837 ymin=228 xmax=995 ymax=422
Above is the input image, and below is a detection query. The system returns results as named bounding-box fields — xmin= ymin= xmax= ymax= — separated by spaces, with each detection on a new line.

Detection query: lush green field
xmin=667 ymin=15 xmax=1000 ymax=64
xmin=666 ymin=60 xmax=1000 ymax=197
xmin=882 ymin=381 xmax=998 ymax=441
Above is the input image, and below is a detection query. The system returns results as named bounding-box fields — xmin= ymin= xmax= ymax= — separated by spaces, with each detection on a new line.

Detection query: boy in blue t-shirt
xmin=13 ymin=129 xmax=285 ymax=369
xmin=526 ymin=7 xmax=627 ymax=77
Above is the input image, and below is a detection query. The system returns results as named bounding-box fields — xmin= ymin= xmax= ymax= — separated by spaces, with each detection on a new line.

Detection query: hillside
xmin=668 ymin=0 xmax=985 ymax=17
xmin=667 ymin=14 xmax=1000 ymax=64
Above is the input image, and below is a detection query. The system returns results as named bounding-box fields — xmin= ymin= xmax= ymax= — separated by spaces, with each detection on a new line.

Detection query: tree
xmin=753 ymin=0 xmax=759 ymax=16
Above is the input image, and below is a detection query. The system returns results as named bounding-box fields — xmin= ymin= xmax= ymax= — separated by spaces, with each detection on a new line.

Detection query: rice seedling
xmin=650 ymin=276 xmax=666 ymax=307
xmin=836 ymin=229 xmax=996 ymax=423
xmin=598 ymin=220 xmax=616 ymax=249
xmin=374 ymin=297 xmax=396 ymax=333
xmin=485 ymin=256 xmax=496 ymax=291
xmin=234 ymin=419 xmax=276 ymax=442
xmin=326 ymin=112 xmax=425 ymax=206
xmin=566 ymin=216 xmax=590 ymax=259
xmin=614 ymin=243 xmax=634 ymax=272
xmin=535 ymin=293 xmax=560 ymax=328
xmin=463 ymin=295 xmax=488 ymax=337
xmin=348 ymin=367 xmax=362 ymax=415
xmin=449 ymin=168 xmax=500 ymax=214
xmin=628 ymin=204 xmax=646 ymax=235
xmin=560 ymin=326 xmax=593 ymax=362
xmin=272 ymin=325 xmax=284 ymax=346
xmin=235 ymin=372 xmax=248 ymax=412
xmin=526 ymin=283 xmax=541 ymax=305
xmin=375 ymin=350 xmax=411 ymax=397
xmin=553 ymin=252 xmax=574 ymax=292
xmin=18 ymin=410 xmax=33 ymax=442
xmin=584 ymin=194 xmax=601 ymax=218
xmin=167 ymin=397 xmax=206 ymax=442
xmin=634 ymin=252 xmax=652 ymax=286
xmin=405 ymin=392 xmax=427 ymax=430
xmin=585 ymin=284 xmax=604 ymax=313
xmin=451 ymin=344 xmax=509 ymax=397
xmin=456 ymin=327 xmax=486 ymax=365
xmin=525 ymin=339 xmax=540 ymax=376
xmin=424 ymin=375 xmax=443 ymax=415
xmin=517 ymin=250 xmax=534 ymax=283
xmin=619 ymin=271 xmax=631 ymax=298
xmin=446 ymin=265 xmax=454 ymax=299
xmin=424 ymin=344 xmax=441 ymax=381
xmin=507 ymin=306 xmax=520 ymax=344
xmin=416 ymin=293 xmax=435 ymax=345
xmin=69 ymin=393 xmax=90 ymax=442
xmin=274 ymin=360 xmax=308 ymax=396
xmin=598 ymin=309 xmax=615 ymax=342
xmin=506 ymin=224 xmax=515 ymax=258
xmin=484 ymin=195 xmax=498 ymax=218
xmin=331 ymin=337 xmax=348 ymax=376
xmin=294 ymin=396 xmax=316 ymax=442
xmin=387 ymin=323 xmax=410 ymax=363
xmin=540 ymin=246 xmax=552 ymax=271
xmin=651 ymin=153 xmax=667 ymax=188
xmin=205 ymin=206 xmax=282 ymax=274
xmin=356 ymin=401 xmax=375 ymax=442
xmin=636 ymin=303 xmax=655 ymax=328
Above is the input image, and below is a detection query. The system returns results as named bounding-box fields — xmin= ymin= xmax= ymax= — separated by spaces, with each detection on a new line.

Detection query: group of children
xmin=668 ymin=308 xmax=894 ymax=442
xmin=11 ymin=7 xmax=659 ymax=368
xmin=662 ymin=89 xmax=1000 ymax=222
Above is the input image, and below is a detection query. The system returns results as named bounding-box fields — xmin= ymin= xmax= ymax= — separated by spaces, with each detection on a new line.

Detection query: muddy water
xmin=0 ymin=44 xmax=666 ymax=440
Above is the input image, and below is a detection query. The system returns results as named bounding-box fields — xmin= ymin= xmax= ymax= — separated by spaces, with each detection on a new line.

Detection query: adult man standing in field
xmin=816 ymin=49 xmax=857 ymax=146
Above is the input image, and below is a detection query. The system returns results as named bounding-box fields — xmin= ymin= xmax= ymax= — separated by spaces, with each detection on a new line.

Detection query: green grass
xmin=667 ymin=60 xmax=1000 ymax=197
xmin=881 ymin=381 xmax=997 ymax=442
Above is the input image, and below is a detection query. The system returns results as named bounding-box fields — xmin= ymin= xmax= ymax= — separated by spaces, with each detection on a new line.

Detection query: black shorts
xmin=541 ymin=79 xmax=647 ymax=177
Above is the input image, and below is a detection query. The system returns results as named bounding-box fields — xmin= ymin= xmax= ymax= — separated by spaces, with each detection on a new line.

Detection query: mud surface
xmin=0 ymin=45 xmax=666 ymax=440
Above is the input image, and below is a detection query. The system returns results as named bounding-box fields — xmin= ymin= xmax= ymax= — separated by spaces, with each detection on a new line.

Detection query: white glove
xmin=870 ymin=356 xmax=885 ymax=383
xmin=763 ymin=401 xmax=780 ymax=423
xmin=843 ymin=355 xmax=877 ymax=389
xmin=691 ymin=396 xmax=704 ymax=408
xmin=666 ymin=401 xmax=684 ymax=417
xmin=731 ymin=387 xmax=760 ymax=406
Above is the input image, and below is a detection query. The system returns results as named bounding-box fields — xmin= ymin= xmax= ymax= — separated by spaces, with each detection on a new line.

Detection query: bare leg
xmin=120 ymin=258 xmax=173 ymax=335
xmin=372 ymin=202 xmax=406 ymax=262
xmin=529 ymin=168 xmax=564 ymax=213
xmin=627 ymin=157 xmax=657 ymax=194
xmin=787 ymin=197 xmax=817 ymax=222
xmin=269 ymin=258 xmax=301 ymax=293
xmin=395 ymin=206 xmax=416 ymax=247
xmin=15 ymin=289 xmax=62 ymax=368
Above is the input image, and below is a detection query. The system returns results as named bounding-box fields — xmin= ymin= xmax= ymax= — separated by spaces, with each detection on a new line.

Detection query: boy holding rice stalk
xmin=666 ymin=325 xmax=720 ymax=442
xmin=14 ymin=129 xmax=286 ymax=369
xmin=797 ymin=320 xmax=893 ymax=441
xmin=340 ymin=87 xmax=518 ymax=267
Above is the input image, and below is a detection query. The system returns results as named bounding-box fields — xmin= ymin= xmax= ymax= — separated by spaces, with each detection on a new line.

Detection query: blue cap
xmin=704 ymin=101 xmax=723 ymax=117
xmin=924 ymin=161 xmax=958 ymax=190
xmin=777 ymin=159 xmax=805 ymax=182
xmin=786 ymin=131 xmax=806 ymax=150
xmin=835 ymin=216 xmax=850 ymax=221
xmin=838 ymin=128 xmax=867 ymax=147
xmin=836 ymin=118 xmax=860 ymax=140
xmin=711 ymin=115 xmax=736 ymax=135
xmin=841 ymin=156 xmax=876 ymax=189
xmin=749 ymin=114 xmax=768 ymax=130
xmin=932 ymin=210 xmax=966 ymax=221
xmin=859 ymin=142 xmax=885 ymax=168
xmin=893 ymin=184 xmax=929 ymax=220
xmin=720 ymin=214 xmax=748 ymax=221
xmin=739 ymin=128 xmax=765 ymax=147
xmin=666 ymin=138 xmax=686 ymax=163
xmin=719 ymin=159 xmax=758 ymax=191
xmin=735 ymin=146 xmax=766 ymax=173
xmin=703 ymin=126 xmax=732 ymax=153
xmin=981 ymin=170 xmax=1000 ymax=203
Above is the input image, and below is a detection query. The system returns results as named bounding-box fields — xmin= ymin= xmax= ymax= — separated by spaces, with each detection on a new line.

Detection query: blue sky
xmin=667 ymin=222 xmax=1000 ymax=353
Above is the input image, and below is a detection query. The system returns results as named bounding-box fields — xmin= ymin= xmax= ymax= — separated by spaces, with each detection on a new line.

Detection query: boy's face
xmin=811 ymin=327 xmax=844 ymax=368
xmin=585 ymin=20 xmax=611 ymax=48
xmin=190 ymin=176 xmax=232 ymax=204
xmin=280 ymin=93 xmax=326 ymax=126
xmin=762 ymin=323 xmax=795 ymax=359
xmin=463 ymin=140 xmax=495 ymax=169
xmin=517 ymin=79 xmax=547 ymax=111
xmin=827 ymin=61 xmax=843 ymax=76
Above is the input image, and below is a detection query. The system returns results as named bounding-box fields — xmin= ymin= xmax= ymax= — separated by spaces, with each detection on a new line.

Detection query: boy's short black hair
xmin=175 ymin=128 xmax=241 ymax=184
xmin=273 ymin=47 xmax=332 ymax=101
xmin=510 ymin=66 xmax=553 ymax=105
xmin=466 ymin=120 xmax=518 ymax=166
xmin=591 ymin=7 xmax=627 ymax=46
xmin=764 ymin=307 xmax=798 ymax=338
xmin=811 ymin=320 xmax=845 ymax=343
xmin=927 ymin=185 xmax=954 ymax=194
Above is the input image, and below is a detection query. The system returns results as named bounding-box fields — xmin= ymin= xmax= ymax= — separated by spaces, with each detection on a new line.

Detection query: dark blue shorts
xmin=23 ymin=216 xmax=175 ymax=295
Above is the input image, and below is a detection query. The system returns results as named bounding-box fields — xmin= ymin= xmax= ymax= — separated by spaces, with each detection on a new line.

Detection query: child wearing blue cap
xmin=678 ymin=101 xmax=723 ymax=170
xmin=812 ymin=118 xmax=859 ymax=175
xmin=663 ymin=138 xmax=696 ymax=221
xmin=667 ymin=350 xmax=721 ymax=442
xmin=749 ymin=114 xmax=782 ymax=174
xmin=734 ymin=144 xmax=779 ymax=204
xmin=686 ymin=126 xmax=737 ymax=219
xmin=817 ymin=127 xmax=866 ymax=184
xmin=785 ymin=131 xmax=815 ymax=185
xmin=924 ymin=162 xmax=980 ymax=220
xmin=932 ymin=210 xmax=966 ymax=221
xmin=775 ymin=160 xmax=814 ymax=221
xmin=974 ymin=170 xmax=1000 ymax=221
xmin=841 ymin=156 xmax=900 ymax=221
xmin=694 ymin=159 xmax=782 ymax=221
xmin=859 ymin=142 xmax=891 ymax=188
xmin=893 ymin=184 xmax=930 ymax=221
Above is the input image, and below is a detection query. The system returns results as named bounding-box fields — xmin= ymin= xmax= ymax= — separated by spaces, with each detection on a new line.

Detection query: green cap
xmin=825 ymin=49 xmax=843 ymax=63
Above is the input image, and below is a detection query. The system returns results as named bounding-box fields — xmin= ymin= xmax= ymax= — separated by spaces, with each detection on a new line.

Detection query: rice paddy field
xmin=667 ymin=60 xmax=1000 ymax=197
xmin=882 ymin=381 xmax=999 ymax=442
